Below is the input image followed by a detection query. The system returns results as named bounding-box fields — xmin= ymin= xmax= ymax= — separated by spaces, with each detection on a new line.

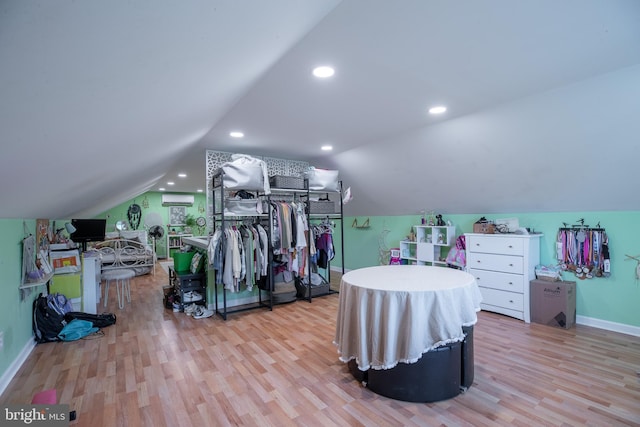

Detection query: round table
xmin=334 ymin=265 xmax=482 ymax=402
xmin=102 ymin=269 xmax=135 ymax=309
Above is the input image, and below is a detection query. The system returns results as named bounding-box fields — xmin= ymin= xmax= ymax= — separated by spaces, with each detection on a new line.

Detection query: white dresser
xmin=465 ymin=233 xmax=542 ymax=322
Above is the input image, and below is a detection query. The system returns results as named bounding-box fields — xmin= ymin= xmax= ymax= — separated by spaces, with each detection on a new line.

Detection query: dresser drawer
xmin=467 ymin=252 xmax=524 ymax=274
xmin=479 ymin=287 xmax=524 ymax=312
xmin=467 ymin=235 xmax=524 ymax=256
xmin=469 ymin=268 xmax=524 ymax=293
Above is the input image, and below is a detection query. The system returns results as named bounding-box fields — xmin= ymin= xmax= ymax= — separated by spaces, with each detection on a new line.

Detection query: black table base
xmin=348 ymin=325 xmax=474 ymax=403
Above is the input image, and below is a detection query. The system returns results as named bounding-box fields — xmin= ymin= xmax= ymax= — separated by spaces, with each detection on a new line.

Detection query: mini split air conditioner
xmin=161 ymin=194 xmax=194 ymax=206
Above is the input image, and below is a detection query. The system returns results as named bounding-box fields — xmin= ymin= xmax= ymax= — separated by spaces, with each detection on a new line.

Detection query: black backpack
xmin=32 ymin=293 xmax=66 ymax=343
xmin=64 ymin=311 xmax=116 ymax=328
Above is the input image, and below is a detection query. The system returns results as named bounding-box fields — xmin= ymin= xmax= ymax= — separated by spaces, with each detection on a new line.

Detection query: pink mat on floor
xmin=31 ymin=388 xmax=57 ymax=404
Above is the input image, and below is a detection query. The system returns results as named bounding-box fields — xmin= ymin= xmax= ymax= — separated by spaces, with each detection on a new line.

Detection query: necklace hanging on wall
xmin=141 ymin=196 xmax=149 ymax=209
xmin=198 ymin=201 xmax=205 ymax=214
xmin=127 ymin=203 xmax=142 ymax=230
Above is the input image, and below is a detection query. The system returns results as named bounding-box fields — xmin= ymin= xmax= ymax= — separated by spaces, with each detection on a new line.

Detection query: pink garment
xmin=446 ymin=235 xmax=466 ymax=268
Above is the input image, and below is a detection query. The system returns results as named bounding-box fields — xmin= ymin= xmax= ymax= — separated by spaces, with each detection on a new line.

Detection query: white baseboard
xmin=576 ymin=315 xmax=640 ymax=337
xmin=0 ymin=338 xmax=36 ymax=397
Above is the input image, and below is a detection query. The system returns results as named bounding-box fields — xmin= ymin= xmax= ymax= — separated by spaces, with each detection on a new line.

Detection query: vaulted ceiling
xmin=1 ymin=0 xmax=639 ymax=220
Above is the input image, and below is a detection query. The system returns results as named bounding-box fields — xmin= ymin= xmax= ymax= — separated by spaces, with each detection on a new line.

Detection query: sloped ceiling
xmin=1 ymin=0 xmax=639 ymax=219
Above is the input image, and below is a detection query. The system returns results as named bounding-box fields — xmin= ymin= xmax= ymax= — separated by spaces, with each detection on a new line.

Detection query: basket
xmin=224 ymin=199 xmax=263 ymax=215
xmin=473 ymin=223 xmax=495 ymax=234
xmin=173 ymin=251 xmax=195 ymax=273
xmin=269 ymin=175 xmax=306 ymax=190
xmin=307 ymin=200 xmax=336 ymax=214
xmin=535 ymin=265 xmax=562 ymax=282
xmin=295 ymin=277 xmax=331 ymax=299
xmin=304 ymin=168 xmax=340 ymax=192
xmin=272 ymin=281 xmax=297 ymax=304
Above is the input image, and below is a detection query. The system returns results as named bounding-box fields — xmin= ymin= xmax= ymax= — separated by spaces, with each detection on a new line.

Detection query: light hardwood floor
xmin=2 ymin=266 xmax=639 ymax=426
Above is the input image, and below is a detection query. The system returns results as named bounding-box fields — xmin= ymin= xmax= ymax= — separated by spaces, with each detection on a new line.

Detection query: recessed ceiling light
xmin=230 ymin=131 xmax=244 ymax=138
xmin=313 ymin=66 xmax=335 ymax=78
xmin=159 ymin=187 xmax=166 ymax=191
xmin=321 ymin=145 xmax=333 ymax=151
xmin=429 ymin=106 xmax=447 ymax=114
xmin=178 ymin=173 xmax=187 ymax=178
xmin=167 ymin=181 xmax=175 ymax=186
xmin=197 ymin=189 xmax=203 ymax=193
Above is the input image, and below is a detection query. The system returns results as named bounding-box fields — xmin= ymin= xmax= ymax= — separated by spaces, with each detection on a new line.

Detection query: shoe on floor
xmin=183 ymin=303 xmax=198 ymax=316
xmin=183 ymin=291 xmax=203 ymax=303
xmin=193 ymin=306 xmax=213 ymax=319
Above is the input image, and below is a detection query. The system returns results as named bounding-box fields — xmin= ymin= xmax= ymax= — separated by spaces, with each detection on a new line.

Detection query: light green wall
xmin=338 ymin=211 xmax=640 ymax=328
xmin=0 ymin=219 xmax=41 ymax=381
xmin=97 ymin=192 xmax=208 ymax=259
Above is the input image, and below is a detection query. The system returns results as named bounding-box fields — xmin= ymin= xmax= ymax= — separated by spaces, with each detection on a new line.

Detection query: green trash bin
xmin=173 ymin=251 xmax=195 ymax=273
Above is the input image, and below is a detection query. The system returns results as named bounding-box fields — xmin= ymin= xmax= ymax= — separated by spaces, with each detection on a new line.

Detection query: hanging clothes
xmin=208 ymin=223 xmax=269 ymax=292
xmin=312 ymin=221 xmax=335 ymax=270
xmin=269 ymin=201 xmax=307 ymax=273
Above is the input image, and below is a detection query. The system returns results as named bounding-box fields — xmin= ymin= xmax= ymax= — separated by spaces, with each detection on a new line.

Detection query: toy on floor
xmin=31 ymin=389 xmax=76 ymax=421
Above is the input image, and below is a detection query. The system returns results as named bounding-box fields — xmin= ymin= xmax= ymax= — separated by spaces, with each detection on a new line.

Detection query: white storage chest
xmin=465 ymin=233 xmax=542 ymax=322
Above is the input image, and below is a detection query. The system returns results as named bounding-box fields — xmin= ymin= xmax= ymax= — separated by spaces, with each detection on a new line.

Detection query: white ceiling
xmin=1 ymin=0 xmax=639 ymax=219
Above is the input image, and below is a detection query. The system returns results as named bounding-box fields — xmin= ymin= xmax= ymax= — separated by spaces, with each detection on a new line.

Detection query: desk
xmin=334 ymin=265 xmax=482 ymax=402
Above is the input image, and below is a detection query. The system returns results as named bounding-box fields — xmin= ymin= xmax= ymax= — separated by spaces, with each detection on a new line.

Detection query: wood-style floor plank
xmin=2 ymin=265 xmax=639 ymax=426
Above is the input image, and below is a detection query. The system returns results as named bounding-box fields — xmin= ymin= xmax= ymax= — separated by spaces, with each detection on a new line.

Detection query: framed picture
xmin=169 ymin=206 xmax=186 ymax=226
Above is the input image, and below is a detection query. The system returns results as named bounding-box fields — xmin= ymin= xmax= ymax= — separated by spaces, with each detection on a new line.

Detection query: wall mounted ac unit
xmin=161 ymin=194 xmax=194 ymax=206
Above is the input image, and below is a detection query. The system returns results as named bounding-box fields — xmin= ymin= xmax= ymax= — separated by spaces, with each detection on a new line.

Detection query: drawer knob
xmin=508 ymin=245 xmax=513 ymax=248
xmin=509 ymin=263 xmax=513 ymax=267
xmin=508 ymin=282 xmax=513 ymax=285
xmin=509 ymin=300 xmax=514 ymax=303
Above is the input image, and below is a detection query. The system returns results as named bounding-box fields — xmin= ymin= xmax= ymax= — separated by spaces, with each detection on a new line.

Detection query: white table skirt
xmin=334 ymin=265 xmax=482 ymax=371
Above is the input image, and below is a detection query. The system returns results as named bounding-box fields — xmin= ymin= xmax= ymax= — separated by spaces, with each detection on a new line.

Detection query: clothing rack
xmin=210 ymin=169 xmax=273 ymax=320
xmin=307 ymin=215 xmax=340 ymax=297
xmin=269 ymin=182 xmax=344 ymax=302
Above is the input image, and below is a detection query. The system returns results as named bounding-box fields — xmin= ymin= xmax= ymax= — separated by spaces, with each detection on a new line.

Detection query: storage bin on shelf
xmin=308 ymin=200 xmax=337 ymax=214
xmin=534 ymin=264 xmax=562 ymax=282
xmin=304 ymin=168 xmax=340 ymax=192
xmin=269 ymin=175 xmax=306 ymax=190
xmin=224 ymin=199 xmax=264 ymax=215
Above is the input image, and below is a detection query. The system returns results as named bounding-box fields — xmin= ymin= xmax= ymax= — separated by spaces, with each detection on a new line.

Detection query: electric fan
xmin=149 ymin=225 xmax=165 ymax=247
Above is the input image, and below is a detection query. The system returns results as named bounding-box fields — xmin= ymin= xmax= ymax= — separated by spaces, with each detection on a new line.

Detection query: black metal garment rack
xmin=211 ymin=169 xmax=273 ymax=320
xmin=265 ymin=179 xmax=344 ymax=302
xmin=301 ymin=179 xmax=344 ymax=302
